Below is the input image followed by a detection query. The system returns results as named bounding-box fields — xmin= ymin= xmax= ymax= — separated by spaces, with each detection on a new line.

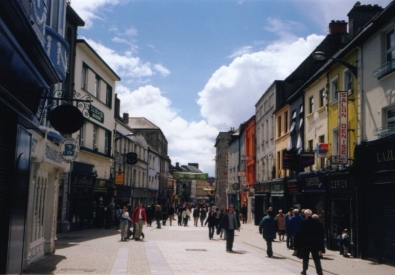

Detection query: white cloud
xmin=154 ymin=64 xmax=171 ymax=76
xmin=116 ymin=84 xmax=218 ymax=174
xmin=198 ymin=33 xmax=325 ymax=131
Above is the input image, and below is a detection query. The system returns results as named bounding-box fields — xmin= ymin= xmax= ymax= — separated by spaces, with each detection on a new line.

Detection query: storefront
xmin=114 ymin=186 xmax=132 ymax=207
xmin=325 ymin=171 xmax=353 ymax=251
xmin=284 ymin=178 xmax=302 ymax=210
xmin=270 ymin=178 xmax=286 ymax=214
xmin=299 ymin=172 xmax=325 ymax=214
xmin=254 ymin=182 xmax=270 ymax=225
xmin=354 ymin=134 xmax=395 ymax=265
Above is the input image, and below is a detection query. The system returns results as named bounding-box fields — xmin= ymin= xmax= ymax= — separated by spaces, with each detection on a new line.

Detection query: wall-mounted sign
xmin=232 ymin=183 xmax=240 ymax=190
xmin=338 ymin=91 xmax=348 ymax=164
xmin=89 ymin=105 xmax=104 ymax=123
xmin=126 ymin=152 xmax=138 ymax=165
xmin=60 ymin=138 xmax=79 ymax=163
xmin=115 ymin=172 xmax=124 ymax=185
xmin=173 ymin=172 xmax=208 ymax=180
xmin=300 ymin=152 xmax=315 ymax=168
xmin=238 ymin=171 xmax=245 ymax=176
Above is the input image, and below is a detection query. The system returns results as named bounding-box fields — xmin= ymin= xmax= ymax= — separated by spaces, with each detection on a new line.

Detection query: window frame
xmin=330 ymin=76 xmax=339 ymax=103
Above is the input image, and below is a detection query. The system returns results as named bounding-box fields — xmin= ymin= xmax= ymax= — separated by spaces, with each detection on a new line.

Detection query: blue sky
xmin=71 ymin=0 xmax=392 ymax=176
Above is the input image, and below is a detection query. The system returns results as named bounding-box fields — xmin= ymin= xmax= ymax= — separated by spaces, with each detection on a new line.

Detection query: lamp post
xmin=312 ymin=51 xmax=358 ymax=78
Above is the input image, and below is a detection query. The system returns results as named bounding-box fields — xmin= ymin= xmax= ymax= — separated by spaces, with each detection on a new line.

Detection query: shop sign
xmin=60 ymin=138 xmax=79 ymax=163
xmin=115 ymin=172 xmax=124 ymax=185
xmin=283 ymin=150 xmax=297 ymax=169
xmin=173 ymin=172 xmax=208 ymax=180
xmin=338 ymin=91 xmax=348 ymax=164
xmin=271 ymin=181 xmax=284 ymax=195
xmin=287 ymin=180 xmax=299 ymax=193
xmin=89 ymin=105 xmax=104 ymax=123
xmin=255 ymin=182 xmax=271 ymax=193
xmin=300 ymin=174 xmax=324 ymax=192
xmin=300 ymin=152 xmax=315 ymax=168
xmin=329 ymin=178 xmax=349 ymax=190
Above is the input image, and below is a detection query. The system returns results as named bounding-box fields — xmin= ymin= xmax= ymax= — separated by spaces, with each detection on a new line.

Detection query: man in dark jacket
xmin=259 ymin=210 xmax=278 ymax=257
xmin=219 ymin=204 xmax=241 ymax=252
xmin=299 ymin=209 xmax=323 ymax=275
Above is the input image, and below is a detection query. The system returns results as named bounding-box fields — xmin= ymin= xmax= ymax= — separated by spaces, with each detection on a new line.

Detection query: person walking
xmin=132 ymin=203 xmax=147 ymax=241
xmin=299 ymin=209 xmax=324 ymax=275
xmin=285 ymin=208 xmax=294 ymax=249
xmin=177 ymin=204 xmax=184 ymax=226
xmin=199 ymin=207 xmax=207 ymax=226
xmin=154 ymin=205 xmax=163 ymax=229
xmin=114 ymin=205 xmax=122 ymax=230
xmin=219 ymin=205 xmax=228 ymax=239
xmin=289 ymin=209 xmax=303 ymax=254
xmin=219 ymin=204 xmax=241 ymax=252
xmin=167 ymin=204 xmax=175 ymax=226
xmin=259 ymin=210 xmax=278 ymax=257
xmin=119 ymin=206 xmax=132 ymax=241
xmin=275 ymin=209 xmax=286 ymax=241
xmin=241 ymin=204 xmax=247 ymax=224
xmin=193 ymin=206 xmax=200 ymax=226
xmin=204 ymin=209 xmax=217 ymax=239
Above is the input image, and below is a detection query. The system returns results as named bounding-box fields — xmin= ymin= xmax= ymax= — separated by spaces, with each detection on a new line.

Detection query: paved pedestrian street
xmin=25 ymin=222 xmax=395 ymax=275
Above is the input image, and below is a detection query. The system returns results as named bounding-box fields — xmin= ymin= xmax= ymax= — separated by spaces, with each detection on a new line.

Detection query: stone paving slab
xmin=24 ymin=221 xmax=395 ymax=275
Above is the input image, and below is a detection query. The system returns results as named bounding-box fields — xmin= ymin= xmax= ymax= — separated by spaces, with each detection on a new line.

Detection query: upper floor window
xmin=386 ymin=29 xmax=395 ymax=62
xmin=106 ymin=84 xmax=112 ymax=107
xmin=277 ymin=116 xmax=282 ymax=138
xmin=309 ymin=96 xmax=314 ymax=114
xmin=319 ymin=89 xmax=325 ymax=108
xmin=387 ymin=107 xmax=395 ymax=131
xmin=343 ymin=70 xmax=353 ymax=91
xmin=104 ymin=130 xmax=111 ymax=155
xmin=94 ymin=75 xmax=100 ymax=98
xmin=82 ymin=64 xmax=88 ymax=90
xmin=93 ymin=125 xmax=98 ymax=149
xmin=284 ymin=111 xmax=288 ymax=134
xmin=330 ymin=76 xmax=339 ymax=102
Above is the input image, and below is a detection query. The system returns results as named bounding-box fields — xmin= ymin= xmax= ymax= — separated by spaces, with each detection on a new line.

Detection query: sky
xmin=70 ymin=0 xmax=392 ymax=177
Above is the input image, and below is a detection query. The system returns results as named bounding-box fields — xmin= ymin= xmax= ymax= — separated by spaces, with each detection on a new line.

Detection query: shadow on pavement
xmin=24 ymin=255 xmax=67 ymax=274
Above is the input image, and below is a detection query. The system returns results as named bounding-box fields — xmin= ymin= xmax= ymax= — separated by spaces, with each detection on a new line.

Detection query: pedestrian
xmin=132 ymin=203 xmax=147 ymax=241
xmin=114 ymin=205 xmax=122 ymax=230
xmin=168 ymin=204 xmax=175 ymax=226
xmin=200 ymin=207 xmax=207 ymax=226
xmin=193 ymin=206 xmax=200 ymax=226
xmin=285 ymin=208 xmax=294 ymax=249
xmin=275 ymin=209 xmax=285 ymax=241
xmin=289 ymin=209 xmax=303 ymax=253
xmin=299 ymin=209 xmax=324 ymax=275
xmin=119 ymin=206 xmax=132 ymax=241
xmin=183 ymin=206 xmax=191 ymax=226
xmin=205 ymin=209 xmax=217 ymax=239
xmin=259 ymin=210 xmax=278 ymax=257
xmin=155 ymin=205 xmax=162 ymax=229
xmin=312 ymin=214 xmax=326 ymax=258
xmin=219 ymin=204 xmax=241 ymax=252
xmin=341 ymin=228 xmax=351 ymax=257
xmin=177 ymin=204 xmax=184 ymax=226
xmin=241 ymin=204 xmax=247 ymax=224
xmin=218 ymin=205 xmax=228 ymax=239
xmin=146 ymin=205 xmax=153 ymax=227
xmin=162 ymin=204 xmax=168 ymax=226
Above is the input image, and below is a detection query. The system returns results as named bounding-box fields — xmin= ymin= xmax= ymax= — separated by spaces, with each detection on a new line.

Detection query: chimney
xmin=347 ymin=2 xmax=383 ymax=37
xmin=123 ymin=113 xmax=129 ymax=124
xmin=329 ymin=20 xmax=348 ymax=35
xmin=176 ymin=162 xmax=180 ymax=168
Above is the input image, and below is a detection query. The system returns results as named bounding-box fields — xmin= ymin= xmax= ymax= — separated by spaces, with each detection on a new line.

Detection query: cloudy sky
xmin=70 ymin=0 xmax=391 ymax=176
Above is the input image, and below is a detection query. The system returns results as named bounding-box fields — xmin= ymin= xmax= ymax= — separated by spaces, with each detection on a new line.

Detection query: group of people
xmin=117 ymin=203 xmax=147 ymax=241
xmin=259 ymin=207 xmax=326 ymax=275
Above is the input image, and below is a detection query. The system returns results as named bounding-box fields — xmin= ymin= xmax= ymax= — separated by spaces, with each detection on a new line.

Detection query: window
xmin=284 ymin=111 xmax=288 ymax=134
xmin=104 ymin=130 xmax=111 ymax=155
xmin=319 ymin=89 xmax=325 ymax=108
xmin=106 ymin=84 xmax=112 ymax=107
xmin=82 ymin=64 xmax=88 ymax=90
xmin=332 ymin=128 xmax=339 ymax=156
xmin=309 ymin=96 xmax=314 ymax=114
xmin=93 ymin=125 xmax=98 ymax=149
xmin=387 ymin=107 xmax=395 ymax=131
xmin=308 ymin=139 xmax=313 ymax=151
xmin=79 ymin=124 xmax=85 ymax=147
xmin=94 ymin=75 xmax=100 ymax=98
xmin=277 ymin=116 xmax=282 ymax=138
xmin=386 ymin=29 xmax=395 ymax=62
xmin=330 ymin=76 xmax=339 ymax=102
xmin=344 ymin=70 xmax=353 ymax=92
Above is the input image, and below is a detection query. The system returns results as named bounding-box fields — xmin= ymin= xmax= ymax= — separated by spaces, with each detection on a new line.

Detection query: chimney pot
xmin=123 ymin=113 xmax=129 ymax=124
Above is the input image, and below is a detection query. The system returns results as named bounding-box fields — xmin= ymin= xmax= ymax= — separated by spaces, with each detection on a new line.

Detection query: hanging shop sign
xmin=283 ymin=150 xmax=297 ymax=169
xmin=300 ymin=152 xmax=315 ymax=168
xmin=338 ymin=91 xmax=348 ymax=164
xmin=59 ymin=138 xmax=79 ymax=163
xmin=48 ymin=105 xmax=85 ymax=134
xmin=316 ymin=143 xmax=329 ymax=158
xmin=115 ymin=172 xmax=124 ymax=185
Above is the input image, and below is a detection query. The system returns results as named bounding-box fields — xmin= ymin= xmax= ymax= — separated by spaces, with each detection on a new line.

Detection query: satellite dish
xmin=48 ymin=105 xmax=85 ymax=134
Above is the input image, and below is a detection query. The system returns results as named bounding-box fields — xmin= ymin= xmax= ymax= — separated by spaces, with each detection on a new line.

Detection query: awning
xmin=47 ymin=130 xmax=64 ymax=145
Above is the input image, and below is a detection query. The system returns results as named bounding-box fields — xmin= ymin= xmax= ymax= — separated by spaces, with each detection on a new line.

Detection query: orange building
xmin=242 ymin=116 xmax=255 ymax=210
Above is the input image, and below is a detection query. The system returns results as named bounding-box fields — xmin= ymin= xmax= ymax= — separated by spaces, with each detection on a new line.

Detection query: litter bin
xmin=61 ymin=220 xmax=70 ymax=233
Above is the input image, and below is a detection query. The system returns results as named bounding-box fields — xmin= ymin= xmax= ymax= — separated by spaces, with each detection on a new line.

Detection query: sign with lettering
xmin=60 ymin=138 xmax=79 ymax=163
xmin=89 ymin=105 xmax=104 ymax=123
xmin=299 ymin=173 xmax=325 ymax=192
xmin=286 ymin=180 xmax=299 ymax=193
xmin=300 ymin=152 xmax=315 ymax=168
xmin=283 ymin=150 xmax=297 ymax=169
xmin=338 ymin=91 xmax=348 ymax=164
xmin=173 ymin=172 xmax=208 ymax=180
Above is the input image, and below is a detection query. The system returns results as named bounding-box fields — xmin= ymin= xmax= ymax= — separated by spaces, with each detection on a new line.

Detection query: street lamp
xmin=312 ymin=51 xmax=358 ymax=78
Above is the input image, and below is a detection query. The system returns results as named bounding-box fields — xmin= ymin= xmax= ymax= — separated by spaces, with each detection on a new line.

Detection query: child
xmin=341 ymin=229 xmax=351 ymax=257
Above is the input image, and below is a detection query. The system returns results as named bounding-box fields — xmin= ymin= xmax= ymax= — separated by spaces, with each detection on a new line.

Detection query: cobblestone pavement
xmin=25 ymin=220 xmax=395 ymax=275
